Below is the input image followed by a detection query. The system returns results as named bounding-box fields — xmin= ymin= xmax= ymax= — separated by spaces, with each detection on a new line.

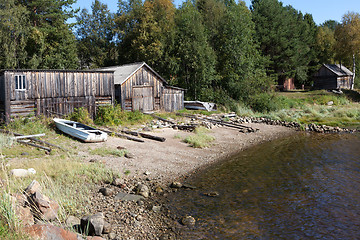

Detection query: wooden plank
xmin=14 ymin=134 xmax=45 ymax=139
xmin=17 ymin=140 xmax=51 ymax=152
xmin=99 ymin=128 xmax=144 ymax=142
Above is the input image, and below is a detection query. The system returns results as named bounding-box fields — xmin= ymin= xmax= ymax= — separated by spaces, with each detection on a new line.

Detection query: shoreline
xmin=81 ymin=123 xmax=298 ymax=239
xmin=90 ymin=122 xmax=297 ymax=185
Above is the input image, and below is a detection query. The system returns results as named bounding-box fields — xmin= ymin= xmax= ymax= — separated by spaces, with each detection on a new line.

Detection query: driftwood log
xmin=148 ymin=114 xmax=175 ymax=125
xmin=99 ymin=129 xmax=144 ymax=143
xmin=17 ymin=140 xmax=52 ymax=152
xmin=121 ymin=130 xmax=166 ymax=142
xmin=0 ymin=129 xmax=67 ymax=151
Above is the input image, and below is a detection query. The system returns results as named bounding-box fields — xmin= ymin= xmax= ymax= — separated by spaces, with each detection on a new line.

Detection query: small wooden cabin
xmin=313 ymin=64 xmax=353 ymax=90
xmin=99 ymin=62 xmax=184 ymax=112
xmin=0 ymin=69 xmax=114 ymax=123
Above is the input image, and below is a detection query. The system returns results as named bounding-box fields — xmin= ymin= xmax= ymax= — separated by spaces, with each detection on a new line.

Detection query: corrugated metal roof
xmin=324 ymin=64 xmax=353 ymax=76
xmin=98 ymin=62 xmax=169 ymax=85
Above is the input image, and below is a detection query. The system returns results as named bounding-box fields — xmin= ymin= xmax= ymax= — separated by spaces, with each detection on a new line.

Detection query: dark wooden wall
xmin=0 ymin=74 xmax=5 ymax=122
xmin=314 ymin=66 xmax=352 ymax=90
xmin=1 ymin=70 xmax=114 ymax=121
xmin=118 ymin=65 xmax=184 ymax=112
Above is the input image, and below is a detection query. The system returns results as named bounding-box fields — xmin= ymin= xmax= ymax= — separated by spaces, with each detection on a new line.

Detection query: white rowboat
xmin=53 ymin=118 xmax=107 ymax=142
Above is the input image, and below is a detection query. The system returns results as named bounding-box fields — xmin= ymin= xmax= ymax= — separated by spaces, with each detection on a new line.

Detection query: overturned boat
xmin=184 ymin=101 xmax=217 ymax=111
xmin=53 ymin=118 xmax=107 ymax=142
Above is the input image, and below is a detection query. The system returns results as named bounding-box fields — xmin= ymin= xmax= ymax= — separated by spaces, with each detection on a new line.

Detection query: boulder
xmin=24 ymin=224 xmax=79 ymax=240
xmin=102 ymin=221 xmax=112 ymax=234
xmin=81 ymin=212 xmax=105 ymax=236
xmin=170 ymin=182 xmax=182 ymax=188
xmin=181 ymin=216 xmax=196 ymax=227
xmin=24 ymin=180 xmax=42 ymax=195
xmin=30 ymin=192 xmax=59 ymax=221
xmin=10 ymin=168 xmax=36 ymax=177
xmin=135 ymin=184 xmax=149 ymax=198
xmin=65 ymin=215 xmax=81 ymax=228
xmin=16 ymin=205 xmax=34 ymax=226
xmin=99 ymin=187 xmax=114 ymax=197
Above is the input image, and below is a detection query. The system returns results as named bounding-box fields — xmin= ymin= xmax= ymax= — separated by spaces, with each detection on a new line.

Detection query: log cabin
xmin=98 ymin=62 xmax=184 ymax=112
xmin=0 ymin=69 xmax=114 ymax=123
xmin=313 ymin=64 xmax=353 ymax=90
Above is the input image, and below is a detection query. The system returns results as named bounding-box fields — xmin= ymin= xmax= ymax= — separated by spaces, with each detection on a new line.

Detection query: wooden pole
xmin=17 ymin=140 xmax=51 ymax=152
xmin=99 ymin=129 xmax=144 ymax=143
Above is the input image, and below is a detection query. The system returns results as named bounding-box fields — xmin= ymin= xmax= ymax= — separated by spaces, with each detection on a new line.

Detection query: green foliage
xmin=95 ymin=105 xmax=151 ymax=126
xmin=251 ymin=0 xmax=317 ymax=86
xmin=184 ymin=126 xmax=215 ymax=148
xmin=173 ymin=0 xmax=217 ymax=100
xmin=247 ymin=93 xmax=296 ymax=112
xmin=76 ymin=0 xmax=116 ymax=68
xmin=68 ymin=108 xmax=93 ymax=125
xmin=0 ymin=0 xmax=29 ymax=69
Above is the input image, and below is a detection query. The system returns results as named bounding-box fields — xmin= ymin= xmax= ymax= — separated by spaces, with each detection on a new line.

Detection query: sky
xmin=72 ymin=0 xmax=360 ymax=25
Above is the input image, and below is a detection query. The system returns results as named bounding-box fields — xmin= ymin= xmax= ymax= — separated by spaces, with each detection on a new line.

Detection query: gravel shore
xmin=81 ymin=122 xmax=296 ymax=239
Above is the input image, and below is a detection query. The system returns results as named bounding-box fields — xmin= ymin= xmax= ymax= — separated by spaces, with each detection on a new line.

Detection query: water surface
xmin=167 ymin=133 xmax=360 ymax=239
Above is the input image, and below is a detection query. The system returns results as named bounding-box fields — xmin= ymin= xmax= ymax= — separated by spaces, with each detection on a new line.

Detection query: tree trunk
xmin=352 ymin=53 xmax=356 ymax=90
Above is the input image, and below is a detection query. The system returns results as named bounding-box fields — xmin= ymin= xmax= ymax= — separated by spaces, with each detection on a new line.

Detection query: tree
xmin=76 ymin=0 xmax=116 ymax=68
xmin=316 ymin=25 xmax=336 ymax=64
xmin=216 ymin=0 xmax=270 ymax=101
xmin=20 ymin=0 xmax=79 ymax=69
xmin=116 ymin=0 xmax=176 ymax=75
xmin=0 ymin=0 xmax=29 ymax=69
xmin=173 ymin=0 xmax=217 ymax=100
xmin=335 ymin=12 xmax=360 ymax=89
xmin=251 ymin=0 xmax=317 ymax=86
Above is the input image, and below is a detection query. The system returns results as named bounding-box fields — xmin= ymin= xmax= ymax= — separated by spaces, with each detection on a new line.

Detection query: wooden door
xmin=132 ymin=86 xmax=154 ymax=112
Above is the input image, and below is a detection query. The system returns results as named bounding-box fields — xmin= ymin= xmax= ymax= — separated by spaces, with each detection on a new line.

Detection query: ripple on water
xmin=167 ymin=133 xmax=360 ymax=239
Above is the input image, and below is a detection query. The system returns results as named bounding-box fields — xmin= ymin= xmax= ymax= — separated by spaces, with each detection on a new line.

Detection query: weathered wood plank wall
xmin=1 ymin=70 xmax=114 ymax=121
xmin=0 ymin=74 xmax=5 ymax=122
xmin=163 ymin=88 xmax=184 ymax=112
xmin=118 ymin=65 xmax=184 ymax=112
xmin=120 ymin=66 xmax=164 ymax=111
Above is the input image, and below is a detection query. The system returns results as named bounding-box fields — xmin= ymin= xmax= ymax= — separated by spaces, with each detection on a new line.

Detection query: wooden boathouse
xmin=313 ymin=64 xmax=353 ymax=90
xmin=0 ymin=69 xmax=114 ymax=123
xmin=99 ymin=62 xmax=184 ymax=112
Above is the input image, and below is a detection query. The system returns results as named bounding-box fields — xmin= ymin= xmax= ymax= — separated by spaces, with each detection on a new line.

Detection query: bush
xmin=95 ymin=105 xmax=152 ymax=126
xmin=68 ymin=108 xmax=93 ymax=125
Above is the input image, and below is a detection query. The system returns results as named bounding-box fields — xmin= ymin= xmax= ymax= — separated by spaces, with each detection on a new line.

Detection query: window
xmin=15 ymin=75 xmax=26 ymax=90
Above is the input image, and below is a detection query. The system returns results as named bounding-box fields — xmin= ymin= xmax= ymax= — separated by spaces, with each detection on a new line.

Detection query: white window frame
xmin=15 ymin=75 xmax=26 ymax=91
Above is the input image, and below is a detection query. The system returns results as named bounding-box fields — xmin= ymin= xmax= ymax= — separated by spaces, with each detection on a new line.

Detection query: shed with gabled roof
xmin=99 ymin=62 xmax=184 ymax=112
xmin=313 ymin=64 xmax=354 ymax=90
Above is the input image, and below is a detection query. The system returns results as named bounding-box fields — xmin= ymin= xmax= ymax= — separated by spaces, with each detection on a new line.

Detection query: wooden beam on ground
xmin=121 ymin=130 xmax=166 ymax=142
xmin=17 ymin=140 xmax=51 ymax=152
xmin=0 ymin=129 xmax=68 ymax=151
xmin=99 ymin=129 xmax=144 ymax=143
xmin=147 ymin=113 xmax=175 ymax=125
xmin=13 ymin=134 xmax=46 ymax=140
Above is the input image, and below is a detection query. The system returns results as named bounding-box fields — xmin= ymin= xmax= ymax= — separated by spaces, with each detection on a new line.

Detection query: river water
xmin=166 ymin=132 xmax=360 ymax=239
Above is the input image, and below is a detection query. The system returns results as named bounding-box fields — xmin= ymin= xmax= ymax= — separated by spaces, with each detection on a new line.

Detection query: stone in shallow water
xmin=114 ymin=192 xmax=144 ymax=201
xmin=181 ymin=216 xmax=196 ymax=226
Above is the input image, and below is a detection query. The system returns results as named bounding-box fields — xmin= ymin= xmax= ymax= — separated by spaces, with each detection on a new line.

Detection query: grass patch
xmin=184 ymin=127 xmax=215 ymax=148
xmin=89 ymin=147 xmax=127 ymax=157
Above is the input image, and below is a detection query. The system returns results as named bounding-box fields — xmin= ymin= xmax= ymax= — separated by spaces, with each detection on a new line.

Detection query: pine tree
xmin=21 ymin=0 xmax=79 ymax=69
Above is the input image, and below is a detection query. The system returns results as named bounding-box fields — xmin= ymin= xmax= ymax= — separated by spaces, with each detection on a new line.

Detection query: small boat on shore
xmin=53 ymin=118 xmax=107 ymax=142
xmin=184 ymin=101 xmax=217 ymax=111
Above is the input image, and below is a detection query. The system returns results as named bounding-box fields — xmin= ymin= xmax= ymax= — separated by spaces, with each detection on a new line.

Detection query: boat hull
xmin=54 ymin=118 xmax=107 ymax=142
